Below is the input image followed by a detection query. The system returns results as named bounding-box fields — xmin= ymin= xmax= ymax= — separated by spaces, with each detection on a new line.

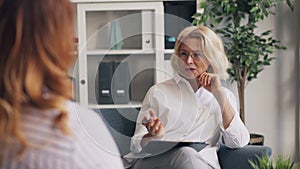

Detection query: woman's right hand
xmin=142 ymin=109 xmax=165 ymax=138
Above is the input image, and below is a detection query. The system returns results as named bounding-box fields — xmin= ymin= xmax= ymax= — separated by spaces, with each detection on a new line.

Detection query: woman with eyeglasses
xmin=129 ymin=26 xmax=250 ymax=169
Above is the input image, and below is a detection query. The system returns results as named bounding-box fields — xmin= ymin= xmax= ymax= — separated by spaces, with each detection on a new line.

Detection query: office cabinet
xmin=73 ymin=1 xmax=164 ymax=108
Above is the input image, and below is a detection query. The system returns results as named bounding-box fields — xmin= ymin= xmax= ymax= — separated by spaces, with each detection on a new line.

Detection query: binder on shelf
xmin=97 ymin=60 xmax=130 ymax=104
xmin=98 ymin=61 xmax=114 ymax=104
xmin=129 ymin=68 xmax=154 ymax=102
xmin=112 ymin=61 xmax=130 ymax=104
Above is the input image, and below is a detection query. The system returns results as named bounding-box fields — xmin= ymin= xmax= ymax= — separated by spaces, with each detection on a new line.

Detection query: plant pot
xmin=249 ymin=133 xmax=264 ymax=145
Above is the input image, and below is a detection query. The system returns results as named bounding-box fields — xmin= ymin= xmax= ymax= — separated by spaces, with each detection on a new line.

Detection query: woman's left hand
xmin=198 ymin=72 xmax=222 ymax=94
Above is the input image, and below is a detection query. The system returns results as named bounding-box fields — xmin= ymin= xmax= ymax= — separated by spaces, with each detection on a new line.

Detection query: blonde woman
xmin=0 ymin=0 xmax=124 ymax=168
xmin=130 ymin=26 xmax=250 ymax=169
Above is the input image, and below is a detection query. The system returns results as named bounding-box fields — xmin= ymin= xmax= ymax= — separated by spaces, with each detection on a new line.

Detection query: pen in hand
xmin=141 ymin=110 xmax=164 ymax=137
xmin=142 ymin=117 xmax=153 ymax=126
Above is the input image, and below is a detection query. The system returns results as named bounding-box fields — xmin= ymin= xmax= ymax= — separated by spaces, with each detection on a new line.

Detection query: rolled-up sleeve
xmin=130 ymin=105 xmax=150 ymax=154
xmin=220 ymin=113 xmax=250 ymax=148
xmin=220 ymin=89 xmax=250 ymax=148
xmin=130 ymin=87 xmax=158 ymax=154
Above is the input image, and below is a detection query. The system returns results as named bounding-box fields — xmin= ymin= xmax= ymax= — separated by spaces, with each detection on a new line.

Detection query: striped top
xmin=0 ymin=101 xmax=124 ymax=169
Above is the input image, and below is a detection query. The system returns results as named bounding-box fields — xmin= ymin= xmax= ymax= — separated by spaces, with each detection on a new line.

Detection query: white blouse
xmin=130 ymin=73 xmax=249 ymax=168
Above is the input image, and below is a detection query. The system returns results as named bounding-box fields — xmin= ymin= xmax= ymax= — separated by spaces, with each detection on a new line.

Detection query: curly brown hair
xmin=0 ymin=0 xmax=75 ymax=157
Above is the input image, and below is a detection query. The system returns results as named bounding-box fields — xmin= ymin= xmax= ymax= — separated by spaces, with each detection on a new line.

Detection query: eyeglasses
xmin=178 ymin=50 xmax=205 ymax=61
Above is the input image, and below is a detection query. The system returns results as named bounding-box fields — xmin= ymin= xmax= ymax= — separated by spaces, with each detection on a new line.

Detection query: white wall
xmin=238 ymin=3 xmax=299 ymax=159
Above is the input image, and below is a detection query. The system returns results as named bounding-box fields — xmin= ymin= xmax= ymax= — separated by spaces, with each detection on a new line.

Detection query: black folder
xmin=98 ymin=61 xmax=114 ymax=104
xmin=112 ymin=61 xmax=130 ymax=104
xmin=97 ymin=60 xmax=130 ymax=104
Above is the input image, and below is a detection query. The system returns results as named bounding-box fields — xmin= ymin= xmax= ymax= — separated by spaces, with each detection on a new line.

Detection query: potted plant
xmin=249 ymin=154 xmax=298 ymax=169
xmin=193 ymin=0 xmax=294 ymax=144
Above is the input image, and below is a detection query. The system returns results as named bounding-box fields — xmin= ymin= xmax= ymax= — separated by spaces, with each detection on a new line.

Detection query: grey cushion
xmin=95 ymin=108 xmax=139 ymax=156
xmin=218 ymin=144 xmax=272 ymax=169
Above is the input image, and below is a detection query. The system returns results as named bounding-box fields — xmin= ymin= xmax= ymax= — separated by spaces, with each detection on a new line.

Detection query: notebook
xmin=126 ymin=140 xmax=208 ymax=158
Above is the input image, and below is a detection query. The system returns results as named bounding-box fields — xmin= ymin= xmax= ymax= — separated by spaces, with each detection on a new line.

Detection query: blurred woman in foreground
xmin=0 ymin=0 xmax=124 ymax=168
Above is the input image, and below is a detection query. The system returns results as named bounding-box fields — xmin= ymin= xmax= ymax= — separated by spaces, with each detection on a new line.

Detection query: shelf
xmin=86 ymin=49 xmax=155 ymax=55
xmin=164 ymin=49 xmax=174 ymax=54
xmin=88 ymin=101 xmax=142 ymax=109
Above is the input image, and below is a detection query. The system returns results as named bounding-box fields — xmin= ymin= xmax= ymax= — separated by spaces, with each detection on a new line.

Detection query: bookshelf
xmin=72 ymin=1 xmax=164 ymax=108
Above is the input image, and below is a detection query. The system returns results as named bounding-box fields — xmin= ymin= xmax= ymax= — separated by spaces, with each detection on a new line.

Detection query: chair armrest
xmin=217 ymin=144 xmax=272 ymax=169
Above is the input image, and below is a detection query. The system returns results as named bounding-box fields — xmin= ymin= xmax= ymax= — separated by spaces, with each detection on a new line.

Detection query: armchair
xmin=96 ymin=108 xmax=272 ymax=169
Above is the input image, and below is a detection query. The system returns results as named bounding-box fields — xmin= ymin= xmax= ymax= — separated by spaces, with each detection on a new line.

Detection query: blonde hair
xmin=0 ymin=0 xmax=75 ymax=157
xmin=171 ymin=25 xmax=230 ymax=79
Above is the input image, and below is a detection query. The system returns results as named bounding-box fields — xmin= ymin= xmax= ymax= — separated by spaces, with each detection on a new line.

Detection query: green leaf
xmin=250 ymin=6 xmax=259 ymax=13
xmin=261 ymin=30 xmax=272 ymax=36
